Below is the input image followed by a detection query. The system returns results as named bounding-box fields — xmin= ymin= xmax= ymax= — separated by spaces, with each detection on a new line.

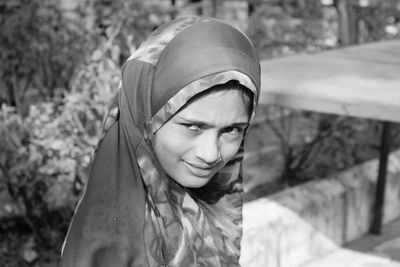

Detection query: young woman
xmin=60 ymin=16 xmax=261 ymax=267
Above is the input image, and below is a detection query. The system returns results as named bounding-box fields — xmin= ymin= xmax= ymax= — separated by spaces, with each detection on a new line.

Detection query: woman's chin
xmin=172 ymin=174 xmax=212 ymax=188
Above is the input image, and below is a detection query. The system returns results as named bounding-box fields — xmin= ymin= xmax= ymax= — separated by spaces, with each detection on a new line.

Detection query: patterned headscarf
xmin=60 ymin=16 xmax=260 ymax=267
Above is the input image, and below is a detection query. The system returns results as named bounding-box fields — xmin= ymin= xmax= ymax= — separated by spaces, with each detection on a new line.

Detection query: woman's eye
xmin=182 ymin=123 xmax=201 ymax=131
xmin=223 ymin=127 xmax=242 ymax=134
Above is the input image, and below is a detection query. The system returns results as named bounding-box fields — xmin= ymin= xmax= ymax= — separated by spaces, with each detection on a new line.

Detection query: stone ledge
xmin=240 ymin=150 xmax=400 ymax=267
xmin=300 ymin=248 xmax=400 ymax=267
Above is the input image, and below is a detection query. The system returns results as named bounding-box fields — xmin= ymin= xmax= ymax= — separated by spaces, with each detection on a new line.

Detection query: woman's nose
xmin=194 ymin=132 xmax=220 ymax=164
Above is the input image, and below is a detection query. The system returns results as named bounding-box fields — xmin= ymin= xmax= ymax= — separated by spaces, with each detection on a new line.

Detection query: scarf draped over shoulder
xmin=60 ymin=16 xmax=261 ymax=267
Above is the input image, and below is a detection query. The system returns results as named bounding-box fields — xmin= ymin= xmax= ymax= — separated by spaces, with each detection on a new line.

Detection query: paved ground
xmin=346 ymin=218 xmax=400 ymax=262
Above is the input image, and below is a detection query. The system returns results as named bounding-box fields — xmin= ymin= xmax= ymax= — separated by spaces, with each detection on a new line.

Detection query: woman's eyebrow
xmin=231 ymin=122 xmax=250 ymax=128
xmin=176 ymin=116 xmax=212 ymax=127
xmin=176 ymin=116 xmax=249 ymax=128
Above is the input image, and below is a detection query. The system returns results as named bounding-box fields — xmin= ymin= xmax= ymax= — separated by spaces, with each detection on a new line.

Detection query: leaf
xmin=49 ymin=139 xmax=64 ymax=151
xmin=22 ymin=236 xmax=38 ymax=263
xmin=45 ymin=180 xmax=76 ymax=209
xmin=91 ymin=49 xmax=103 ymax=61
xmin=23 ymin=248 xmax=38 ymax=263
xmin=28 ymin=144 xmax=43 ymax=163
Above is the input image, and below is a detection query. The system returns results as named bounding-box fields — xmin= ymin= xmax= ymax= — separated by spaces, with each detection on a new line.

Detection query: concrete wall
xmin=240 ymin=150 xmax=400 ymax=267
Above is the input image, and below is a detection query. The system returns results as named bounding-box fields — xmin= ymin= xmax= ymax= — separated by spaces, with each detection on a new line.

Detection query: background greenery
xmin=0 ymin=0 xmax=399 ymax=266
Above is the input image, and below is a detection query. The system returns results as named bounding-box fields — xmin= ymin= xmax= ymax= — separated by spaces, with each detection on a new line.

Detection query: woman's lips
xmin=183 ymin=161 xmax=215 ymax=177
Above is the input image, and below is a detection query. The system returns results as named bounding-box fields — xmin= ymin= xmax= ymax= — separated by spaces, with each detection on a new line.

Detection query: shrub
xmin=0 ymin=42 xmax=120 ymax=264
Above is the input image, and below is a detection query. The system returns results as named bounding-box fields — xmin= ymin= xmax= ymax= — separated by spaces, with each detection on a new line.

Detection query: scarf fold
xmin=60 ymin=16 xmax=260 ymax=267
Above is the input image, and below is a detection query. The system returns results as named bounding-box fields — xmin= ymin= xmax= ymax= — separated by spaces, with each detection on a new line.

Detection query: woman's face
xmin=153 ymin=89 xmax=250 ymax=188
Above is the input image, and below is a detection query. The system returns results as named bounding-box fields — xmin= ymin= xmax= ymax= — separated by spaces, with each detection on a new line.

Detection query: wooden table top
xmin=259 ymin=39 xmax=400 ymax=122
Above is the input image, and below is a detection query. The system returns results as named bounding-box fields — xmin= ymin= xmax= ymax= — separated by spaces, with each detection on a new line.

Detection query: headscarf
xmin=60 ymin=16 xmax=261 ymax=267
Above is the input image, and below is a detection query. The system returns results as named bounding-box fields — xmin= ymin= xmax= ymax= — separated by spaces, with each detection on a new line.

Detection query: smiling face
xmin=153 ymin=87 xmax=251 ymax=188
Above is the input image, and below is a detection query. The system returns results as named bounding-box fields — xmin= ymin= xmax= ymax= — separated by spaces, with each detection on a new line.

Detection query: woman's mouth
xmin=183 ymin=161 xmax=215 ymax=177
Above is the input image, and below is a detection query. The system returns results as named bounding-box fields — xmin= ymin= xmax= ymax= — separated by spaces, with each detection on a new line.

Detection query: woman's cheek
xmin=221 ymin=137 xmax=243 ymax=161
xmin=166 ymin=128 xmax=196 ymax=155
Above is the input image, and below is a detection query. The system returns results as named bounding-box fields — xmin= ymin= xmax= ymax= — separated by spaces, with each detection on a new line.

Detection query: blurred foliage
xmin=247 ymin=0 xmax=338 ymax=58
xmin=0 ymin=0 xmax=171 ymax=116
xmin=244 ymin=0 xmax=400 ymax=193
xmin=0 ymin=0 xmax=170 ymax=265
xmin=245 ymin=107 xmax=400 ymax=200
xmin=354 ymin=1 xmax=400 ymax=43
xmin=0 ymin=40 xmax=120 ymax=265
xmin=247 ymin=0 xmax=400 ymax=58
xmin=264 ymin=108 xmax=385 ymax=185
xmin=92 ymin=0 xmax=174 ymax=62
xmin=0 ymin=0 xmax=94 ymax=116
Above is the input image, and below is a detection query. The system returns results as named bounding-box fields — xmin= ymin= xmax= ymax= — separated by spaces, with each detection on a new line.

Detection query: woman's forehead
xmin=187 ymin=86 xmax=251 ymax=107
xmin=151 ymin=71 xmax=257 ymax=133
xmin=175 ymin=89 xmax=250 ymax=126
